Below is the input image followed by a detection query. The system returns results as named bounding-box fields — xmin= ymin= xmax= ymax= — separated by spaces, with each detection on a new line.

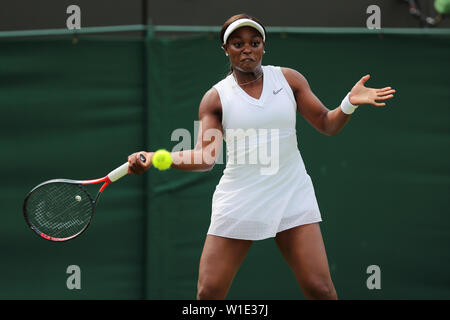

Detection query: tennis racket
xmin=23 ymin=154 xmax=146 ymax=242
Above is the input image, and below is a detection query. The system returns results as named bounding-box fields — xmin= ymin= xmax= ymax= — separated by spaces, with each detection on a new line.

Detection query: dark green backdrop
xmin=1 ymin=31 xmax=449 ymax=299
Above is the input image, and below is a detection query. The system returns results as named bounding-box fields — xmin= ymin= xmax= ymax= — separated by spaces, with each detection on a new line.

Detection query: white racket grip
xmin=107 ymin=162 xmax=129 ymax=182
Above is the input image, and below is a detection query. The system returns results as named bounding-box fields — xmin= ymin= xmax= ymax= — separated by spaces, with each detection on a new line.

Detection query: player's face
xmin=224 ymin=27 xmax=265 ymax=73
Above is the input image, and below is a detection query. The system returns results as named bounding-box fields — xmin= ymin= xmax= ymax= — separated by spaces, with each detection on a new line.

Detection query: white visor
xmin=222 ymin=18 xmax=265 ymax=45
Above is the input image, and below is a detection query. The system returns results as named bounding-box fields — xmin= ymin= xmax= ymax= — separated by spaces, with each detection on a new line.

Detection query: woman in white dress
xmin=128 ymin=14 xmax=395 ymax=300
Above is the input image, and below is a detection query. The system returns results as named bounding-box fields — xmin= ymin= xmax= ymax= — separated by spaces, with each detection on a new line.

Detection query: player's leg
xmin=275 ymin=222 xmax=337 ymax=300
xmin=197 ymin=234 xmax=252 ymax=300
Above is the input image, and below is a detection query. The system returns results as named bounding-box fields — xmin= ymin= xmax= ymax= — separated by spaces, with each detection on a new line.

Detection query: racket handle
xmin=108 ymin=162 xmax=129 ymax=182
xmin=108 ymin=154 xmax=147 ymax=182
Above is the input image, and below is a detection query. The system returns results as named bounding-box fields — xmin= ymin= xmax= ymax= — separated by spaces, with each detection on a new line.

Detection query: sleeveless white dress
xmin=208 ymin=65 xmax=322 ymax=240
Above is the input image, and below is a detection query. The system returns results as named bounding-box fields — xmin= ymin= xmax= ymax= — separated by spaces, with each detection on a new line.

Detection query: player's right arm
xmin=171 ymin=87 xmax=223 ymax=171
xmin=128 ymin=88 xmax=223 ymax=174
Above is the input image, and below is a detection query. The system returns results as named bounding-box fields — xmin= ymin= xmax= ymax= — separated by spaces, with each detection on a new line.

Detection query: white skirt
xmin=208 ymin=151 xmax=322 ymax=241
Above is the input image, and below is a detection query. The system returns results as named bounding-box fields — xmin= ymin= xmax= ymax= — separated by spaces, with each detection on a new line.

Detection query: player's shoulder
xmin=209 ymin=73 xmax=236 ymax=104
xmin=203 ymin=86 xmax=220 ymax=102
xmin=199 ymin=86 xmax=222 ymax=115
xmin=278 ymin=66 xmax=305 ymax=80
xmin=212 ymin=73 xmax=233 ymax=92
xmin=277 ymin=67 xmax=309 ymax=92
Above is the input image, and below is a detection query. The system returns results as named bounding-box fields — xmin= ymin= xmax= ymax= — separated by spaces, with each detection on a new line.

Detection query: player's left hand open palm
xmin=349 ymin=75 xmax=396 ymax=107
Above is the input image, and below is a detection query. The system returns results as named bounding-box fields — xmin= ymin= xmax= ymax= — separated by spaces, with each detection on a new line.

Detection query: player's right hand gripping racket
xmin=23 ymin=154 xmax=146 ymax=242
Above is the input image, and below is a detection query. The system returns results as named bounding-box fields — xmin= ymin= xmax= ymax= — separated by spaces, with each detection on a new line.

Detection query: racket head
xmin=23 ymin=179 xmax=96 ymax=242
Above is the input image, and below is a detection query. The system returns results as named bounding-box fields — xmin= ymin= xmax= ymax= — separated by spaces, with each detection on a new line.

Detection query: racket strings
xmin=24 ymin=182 xmax=94 ymax=239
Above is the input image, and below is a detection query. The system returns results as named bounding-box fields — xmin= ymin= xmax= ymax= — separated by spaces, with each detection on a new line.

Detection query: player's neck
xmin=233 ymin=67 xmax=263 ymax=86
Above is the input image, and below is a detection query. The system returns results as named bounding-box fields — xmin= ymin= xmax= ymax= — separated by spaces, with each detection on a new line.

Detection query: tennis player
xmin=128 ymin=14 xmax=395 ymax=300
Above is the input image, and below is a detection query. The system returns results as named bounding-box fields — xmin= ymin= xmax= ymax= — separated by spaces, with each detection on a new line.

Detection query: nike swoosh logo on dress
xmin=273 ymin=88 xmax=283 ymax=95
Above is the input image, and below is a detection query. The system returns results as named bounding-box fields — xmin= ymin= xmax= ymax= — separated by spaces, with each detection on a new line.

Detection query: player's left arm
xmin=281 ymin=68 xmax=395 ymax=136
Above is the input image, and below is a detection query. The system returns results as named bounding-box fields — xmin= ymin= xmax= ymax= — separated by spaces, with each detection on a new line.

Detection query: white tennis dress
xmin=208 ymin=65 xmax=322 ymax=240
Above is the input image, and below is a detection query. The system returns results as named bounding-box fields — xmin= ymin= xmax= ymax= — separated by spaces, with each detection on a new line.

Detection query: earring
xmin=225 ymin=53 xmax=229 ymax=56
xmin=263 ymin=50 xmax=266 ymax=54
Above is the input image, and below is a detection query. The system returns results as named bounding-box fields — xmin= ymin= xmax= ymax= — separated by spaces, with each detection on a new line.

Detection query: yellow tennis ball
xmin=152 ymin=149 xmax=173 ymax=170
